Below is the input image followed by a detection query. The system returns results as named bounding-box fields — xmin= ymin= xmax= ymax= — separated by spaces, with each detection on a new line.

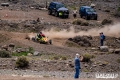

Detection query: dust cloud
xmin=43 ymin=23 xmax=120 ymax=39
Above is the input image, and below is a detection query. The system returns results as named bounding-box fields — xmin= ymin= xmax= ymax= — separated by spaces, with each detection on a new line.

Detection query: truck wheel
xmin=55 ymin=12 xmax=58 ymax=17
xmin=48 ymin=10 xmax=52 ymax=15
xmin=80 ymin=14 xmax=82 ymax=18
xmin=32 ymin=37 xmax=35 ymax=41
xmin=85 ymin=16 xmax=90 ymax=20
xmin=94 ymin=16 xmax=97 ymax=20
xmin=66 ymin=15 xmax=69 ymax=18
xmin=49 ymin=40 xmax=52 ymax=44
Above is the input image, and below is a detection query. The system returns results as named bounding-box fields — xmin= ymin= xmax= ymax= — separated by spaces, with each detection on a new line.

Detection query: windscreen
xmin=56 ymin=4 xmax=64 ymax=9
xmin=86 ymin=8 xmax=95 ymax=12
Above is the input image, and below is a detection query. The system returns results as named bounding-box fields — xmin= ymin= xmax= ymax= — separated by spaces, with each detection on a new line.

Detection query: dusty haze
xmin=43 ymin=23 xmax=120 ymax=39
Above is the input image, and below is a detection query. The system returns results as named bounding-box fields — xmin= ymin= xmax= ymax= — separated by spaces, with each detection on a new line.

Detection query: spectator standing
xmin=74 ymin=53 xmax=81 ymax=79
xmin=73 ymin=8 xmax=77 ymax=19
xmin=100 ymin=32 xmax=105 ymax=46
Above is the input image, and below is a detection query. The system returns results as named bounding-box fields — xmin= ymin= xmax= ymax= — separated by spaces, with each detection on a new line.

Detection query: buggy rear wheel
xmin=49 ymin=39 xmax=52 ymax=44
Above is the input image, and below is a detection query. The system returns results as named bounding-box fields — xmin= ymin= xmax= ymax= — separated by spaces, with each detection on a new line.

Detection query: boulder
xmin=99 ymin=46 xmax=109 ymax=52
xmin=1 ymin=3 xmax=9 ymax=7
xmin=114 ymin=49 xmax=120 ymax=54
xmin=1 ymin=45 xmax=8 ymax=50
xmin=33 ymin=51 xmax=40 ymax=56
xmin=27 ymin=53 xmax=32 ymax=56
xmin=108 ymin=49 xmax=114 ymax=53
xmin=9 ymin=43 xmax=15 ymax=47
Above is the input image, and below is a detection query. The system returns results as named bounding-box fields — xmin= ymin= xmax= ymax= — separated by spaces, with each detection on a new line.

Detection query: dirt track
xmin=0 ymin=75 xmax=119 ymax=80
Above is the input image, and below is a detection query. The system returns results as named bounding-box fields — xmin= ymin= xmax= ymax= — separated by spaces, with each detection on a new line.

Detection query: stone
xmin=84 ymin=63 xmax=89 ymax=67
xmin=9 ymin=43 xmax=15 ymax=47
xmin=92 ymin=65 xmax=97 ymax=67
xmin=109 ymin=49 xmax=114 ymax=53
xmin=99 ymin=61 xmax=108 ymax=66
xmin=14 ymin=68 xmax=18 ymax=70
xmin=27 ymin=53 xmax=32 ymax=56
xmin=1 ymin=45 xmax=8 ymax=50
xmin=68 ymin=63 xmax=74 ymax=68
xmin=0 ymin=8 xmax=2 ymax=10
xmin=33 ymin=51 xmax=40 ymax=56
xmin=114 ymin=49 xmax=120 ymax=54
xmin=99 ymin=46 xmax=109 ymax=52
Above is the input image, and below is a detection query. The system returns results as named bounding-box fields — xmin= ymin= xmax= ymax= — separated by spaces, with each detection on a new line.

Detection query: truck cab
xmin=48 ymin=2 xmax=69 ymax=18
xmin=79 ymin=6 xmax=97 ymax=20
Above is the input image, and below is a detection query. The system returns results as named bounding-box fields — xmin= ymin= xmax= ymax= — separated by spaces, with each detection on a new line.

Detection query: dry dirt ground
xmin=0 ymin=75 xmax=119 ymax=80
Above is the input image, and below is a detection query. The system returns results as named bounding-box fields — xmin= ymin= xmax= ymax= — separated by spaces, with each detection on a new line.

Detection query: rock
xmin=92 ymin=65 xmax=97 ymax=67
xmin=9 ymin=43 xmax=15 ymax=47
xmin=0 ymin=8 xmax=2 ymax=10
xmin=1 ymin=3 xmax=9 ymax=7
xmin=114 ymin=49 xmax=120 ymax=54
xmin=27 ymin=53 xmax=32 ymax=56
xmin=2 ymin=64 xmax=7 ymax=67
xmin=109 ymin=49 xmax=114 ymax=53
xmin=96 ymin=52 xmax=105 ymax=55
xmin=21 ymin=48 xmax=27 ymax=52
xmin=91 ymin=47 xmax=98 ymax=51
xmin=99 ymin=61 xmax=108 ymax=67
xmin=1 ymin=45 xmax=8 ymax=50
xmin=16 ymin=48 xmax=22 ymax=53
xmin=84 ymin=63 xmax=89 ymax=67
xmin=14 ymin=68 xmax=18 ymax=70
xmin=33 ymin=51 xmax=40 ymax=56
xmin=99 ymin=46 xmax=109 ymax=52
xmin=68 ymin=63 xmax=74 ymax=68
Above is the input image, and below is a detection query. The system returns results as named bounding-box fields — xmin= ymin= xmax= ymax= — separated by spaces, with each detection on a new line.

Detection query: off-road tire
xmin=55 ymin=12 xmax=58 ymax=17
xmin=48 ymin=10 xmax=52 ymax=15
xmin=49 ymin=40 xmax=52 ymax=44
xmin=85 ymin=15 xmax=90 ymax=20
xmin=94 ymin=16 xmax=97 ymax=20
xmin=80 ymin=14 xmax=82 ymax=18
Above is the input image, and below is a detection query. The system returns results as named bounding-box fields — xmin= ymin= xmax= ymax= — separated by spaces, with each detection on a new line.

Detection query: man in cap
xmin=74 ymin=53 xmax=81 ymax=79
xmin=100 ymin=32 xmax=105 ymax=46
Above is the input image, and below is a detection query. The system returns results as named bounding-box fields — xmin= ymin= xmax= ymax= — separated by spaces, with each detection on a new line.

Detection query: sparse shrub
xmin=15 ymin=56 xmax=29 ymax=68
xmin=81 ymin=21 xmax=89 ymax=26
xmin=102 ymin=61 xmax=109 ymax=65
xmin=0 ymin=50 xmax=11 ymax=58
xmin=101 ymin=19 xmax=113 ymax=25
xmin=12 ymin=47 xmax=34 ymax=56
xmin=28 ymin=47 xmax=33 ymax=53
xmin=113 ymin=11 xmax=120 ymax=17
xmin=50 ymin=55 xmax=67 ymax=60
xmin=104 ymin=9 xmax=110 ymax=12
xmin=52 ymin=56 xmax=59 ymax=60
xmin=72 ymin=19 xmax=81 ymax=25
xmin=66 ymin=41 xmax=80 ymax=48
xmin=83 ymin=69 xmax=89 ymax=72
xmin=117 ymin=58 xmax=120 ymax=63
xmin=82 ymin=53 xmax=95 ymax=62
xmin=72 ymin=19 xmax=89 ymax=26
xmin=60 ymin=56 xmax=67 ymax=60
xmin=12 ymin=52 xmax=29 ymax=56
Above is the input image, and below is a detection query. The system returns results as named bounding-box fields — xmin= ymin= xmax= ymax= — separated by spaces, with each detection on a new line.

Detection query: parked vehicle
xmin=48 ymin=2 xmax=69 ymax=18
xmin=79 ymin=6 xmax=97 ymax=20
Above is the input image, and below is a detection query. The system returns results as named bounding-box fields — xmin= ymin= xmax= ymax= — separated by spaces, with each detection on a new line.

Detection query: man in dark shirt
xmin=100 ymin=32 xmax=105 ymax=46
xmin=74 ymin=53 xmax=81 ymax=79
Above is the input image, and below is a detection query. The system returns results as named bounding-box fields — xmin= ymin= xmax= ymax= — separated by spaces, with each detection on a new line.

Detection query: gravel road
xmin=0 ymin=69 xmax=119 ymax=80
